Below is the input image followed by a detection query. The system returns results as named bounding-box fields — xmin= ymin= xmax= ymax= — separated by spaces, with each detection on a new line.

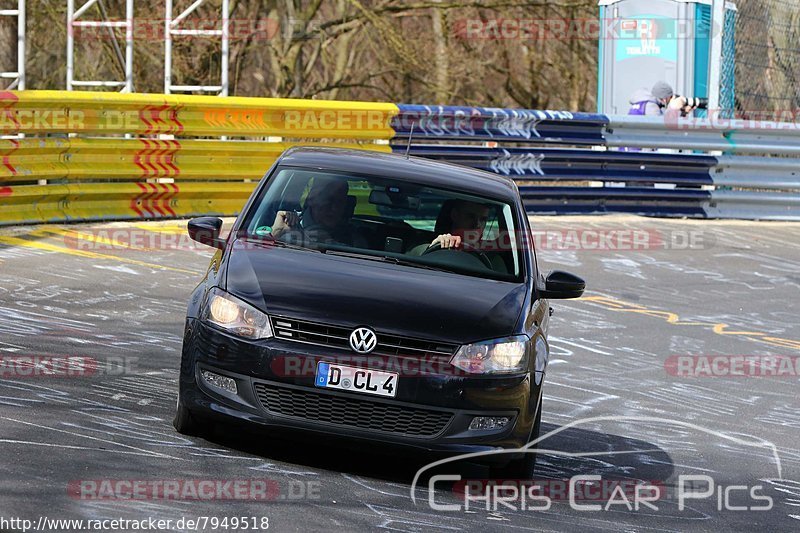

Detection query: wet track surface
xmin=1 ymin=215 xmax=799 ymax=532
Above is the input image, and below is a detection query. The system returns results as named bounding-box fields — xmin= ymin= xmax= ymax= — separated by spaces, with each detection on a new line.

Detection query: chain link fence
xmin=734 ymin=0 xmax=800 ymax=118
xmin=719 ymin=6 xmax=737 ymax=118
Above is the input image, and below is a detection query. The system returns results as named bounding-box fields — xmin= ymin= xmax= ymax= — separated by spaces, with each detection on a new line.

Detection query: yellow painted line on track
xmin=583 ymin=294 xmax=800 ymax=352
xmin=131 ymin=223 xmax=188 ymax=235
xmin=0 ymin=233 xmax=200 ymax=275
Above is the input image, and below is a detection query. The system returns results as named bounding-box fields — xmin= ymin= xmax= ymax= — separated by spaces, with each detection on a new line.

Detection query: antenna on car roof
xmin=404 ymin=123 xmax=415 ymax=159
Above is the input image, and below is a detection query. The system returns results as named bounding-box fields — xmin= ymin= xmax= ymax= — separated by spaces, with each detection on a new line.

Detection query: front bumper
xmin=178 ymin=319 xmax=542 ymax=455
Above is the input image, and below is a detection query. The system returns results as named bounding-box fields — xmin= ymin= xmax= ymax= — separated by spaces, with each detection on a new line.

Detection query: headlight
xmin=202 ymin=288 xmax=273 ymax=339
xmin=450 ymin=336 xmax=529 ymax=374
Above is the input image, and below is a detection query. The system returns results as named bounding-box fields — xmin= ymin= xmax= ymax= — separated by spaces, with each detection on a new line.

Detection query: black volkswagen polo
xmin=174 ymin=147 xmax=584 ymax=476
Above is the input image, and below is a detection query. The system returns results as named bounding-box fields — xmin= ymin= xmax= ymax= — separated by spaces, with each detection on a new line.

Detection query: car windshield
xmin=240 ymin=166 xmax=525 ymax=282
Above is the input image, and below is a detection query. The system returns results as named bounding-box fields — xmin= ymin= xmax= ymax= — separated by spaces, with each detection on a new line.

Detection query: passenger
xmin=271 ymin=178 xmax=364 ymax=247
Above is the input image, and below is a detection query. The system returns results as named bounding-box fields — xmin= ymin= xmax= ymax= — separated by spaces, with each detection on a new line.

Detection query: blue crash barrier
xmin=392 ymin=105 xmax=609 ymax=145
xmin=517 ymin=187 xmax=712 ymax=217
xmin=388 ymin=107 xmax=800 ymax=220
xmin=398 ymin=145 xmax=717 ymax=187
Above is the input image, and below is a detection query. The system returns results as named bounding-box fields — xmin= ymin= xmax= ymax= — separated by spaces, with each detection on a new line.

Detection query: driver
xmin=430 ymin=200 xmax=491 ymax=249
xmin=271 ymin=178 xmax=365 ymax=247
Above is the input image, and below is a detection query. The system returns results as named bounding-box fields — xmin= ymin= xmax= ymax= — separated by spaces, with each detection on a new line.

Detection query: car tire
xmin=489 ymin=402 xmax=542 ymax=480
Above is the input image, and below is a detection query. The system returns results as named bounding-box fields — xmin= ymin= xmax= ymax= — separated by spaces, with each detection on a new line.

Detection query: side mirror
xmin=188 ymin=217 xmax=225 ymax=249
xmin=539 ymin=270 xmax=585 ymax=300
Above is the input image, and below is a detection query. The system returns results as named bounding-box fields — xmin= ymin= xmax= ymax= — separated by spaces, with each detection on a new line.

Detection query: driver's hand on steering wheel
xmin=272 ymin=210 xmax=300 ymax=239
xmin=431 ymin=233 xmax=461 ymax=249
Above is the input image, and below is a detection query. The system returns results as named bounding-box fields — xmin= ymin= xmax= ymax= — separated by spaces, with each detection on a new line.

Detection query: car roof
xmin=277 ymin=146 xmax=520 ymax=203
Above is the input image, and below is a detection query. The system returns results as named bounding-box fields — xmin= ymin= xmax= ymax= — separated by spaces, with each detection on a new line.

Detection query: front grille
xmin=254 ymin=382 xmax=453 ymax=438
xmin=271 ymin=316 xmax=458 ymax=358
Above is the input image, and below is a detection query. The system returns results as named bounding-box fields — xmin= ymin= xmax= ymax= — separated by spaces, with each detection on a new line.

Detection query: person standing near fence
xmin=621 ymin=82 xmax=697 ymax=182
xmin=628 ymin=81 xmax=696 ymax=117
xmin=628 ymin=81 xmax=673 ymax=116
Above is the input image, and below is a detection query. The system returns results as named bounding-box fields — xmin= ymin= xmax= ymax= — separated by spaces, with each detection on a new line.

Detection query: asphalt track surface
xmin=0 ymin=215 xmax=799 ymax=532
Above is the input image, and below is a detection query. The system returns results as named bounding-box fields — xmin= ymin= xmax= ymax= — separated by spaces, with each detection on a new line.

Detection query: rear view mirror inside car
xmin=369 ymin=188 xmax=421 ymax=211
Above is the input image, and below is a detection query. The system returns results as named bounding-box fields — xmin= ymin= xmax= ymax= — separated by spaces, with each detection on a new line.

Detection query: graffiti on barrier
xmin=489 ymin=150 xmax=546 ymax=176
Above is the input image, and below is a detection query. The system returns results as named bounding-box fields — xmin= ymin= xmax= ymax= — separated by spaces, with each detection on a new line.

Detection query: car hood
xmin=223 ymin=240 xmax=527 ymax=344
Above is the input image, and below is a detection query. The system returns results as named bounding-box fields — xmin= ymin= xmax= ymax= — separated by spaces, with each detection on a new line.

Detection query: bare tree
xmin=16 ymin=0 xmax=599 ymax=112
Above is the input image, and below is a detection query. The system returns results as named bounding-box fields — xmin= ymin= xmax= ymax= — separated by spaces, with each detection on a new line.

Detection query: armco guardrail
xmin=605 ymin=115 xmax=800 ymax=156
xmin=401 ymin=145 xmax=717 ymax=186
xmin=0 ymin=90 xmax=396 ymax=138
xmin=389 ymin=106 xmax=800 ymax=220
xmin=0 ymin=91 xmax=394 ymax=225
xmin=0 ymin=137 xmax=383 ymax=183
xmin=392 ymin=105 xmax=608 ymax=145
xmin=398 ymin=144 xmax=720 ymax=218
xmin=1 ymin=92 xmax=800 ymax=225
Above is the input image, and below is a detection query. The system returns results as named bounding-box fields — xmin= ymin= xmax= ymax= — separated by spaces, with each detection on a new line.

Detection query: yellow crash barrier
xmin=1 ymin=137 xmax=389 ymax=184
xmin=63 ymin=139 xmax=389 ymax=181
xmin=0 ymin=183 xmax=71 ymax=224
xmin=0 ymin=90 xmax=399 ymax=139
xmin=0 ymin=182 xmax=258 ymax=225
xmin=1 ymin=137 xmax=70 ymax=183
xmin=0 ymin=90 xmax=397 ymax=225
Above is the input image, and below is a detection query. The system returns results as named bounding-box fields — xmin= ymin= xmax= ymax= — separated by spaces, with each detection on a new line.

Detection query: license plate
xmin=314 ymin=362 xmax=398 ymax=398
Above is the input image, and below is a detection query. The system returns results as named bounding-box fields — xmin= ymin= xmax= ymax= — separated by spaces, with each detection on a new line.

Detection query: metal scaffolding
xmin=0 ymin=0 xmax=25 ymax=90
xmin=165 ymin=0 xmax=229 ymax=96
xmin=66 ymin=0 xmax=134 ymax=92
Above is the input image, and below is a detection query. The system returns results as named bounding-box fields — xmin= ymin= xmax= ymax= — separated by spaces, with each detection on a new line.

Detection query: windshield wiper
xmin=244 ymin=238 xmax=323 ymax=253
xmin=380 ymin=255 xmax=455 ymax=273
xmin=321 ymin=248 xmax=453 ymax=273
xmin=321 ymin=248 xmax=384 ymax=261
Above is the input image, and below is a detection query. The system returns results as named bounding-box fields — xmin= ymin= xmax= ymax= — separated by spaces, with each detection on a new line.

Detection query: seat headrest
xmin=345 ymin=195 xmax=357 ymax=218
xmin=434 ymin=199 xmax=459 ymax=235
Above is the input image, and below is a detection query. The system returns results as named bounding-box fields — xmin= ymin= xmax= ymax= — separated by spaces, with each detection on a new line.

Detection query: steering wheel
xmin=421 ymin=242 xmax=493 ymax=269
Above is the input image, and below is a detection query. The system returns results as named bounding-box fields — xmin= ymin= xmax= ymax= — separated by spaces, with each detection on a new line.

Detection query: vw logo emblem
xmin=349 ymin=327 xmax=377 ymax=354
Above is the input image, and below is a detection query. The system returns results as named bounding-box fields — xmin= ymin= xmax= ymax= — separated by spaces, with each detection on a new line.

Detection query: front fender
xmin=186 ymin=249 xmax=224 ymax=318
